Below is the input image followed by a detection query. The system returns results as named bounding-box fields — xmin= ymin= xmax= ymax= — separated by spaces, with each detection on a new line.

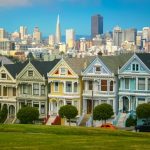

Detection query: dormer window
xmin=132 ymin=64 xmax=139 ymax=71
xmin=60 ymin=68 xmax=66 ymax=75
xmin=28 ymin=70 xmax=33 ymax=77
xmin=1 ymin=73 xmax=6 ymax=79
xmin=95 ymin=64 xmax=101 ymax=74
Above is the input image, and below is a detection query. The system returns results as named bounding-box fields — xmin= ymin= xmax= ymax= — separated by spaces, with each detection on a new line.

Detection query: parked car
xmin=100 ymin=123 xmax=117 ymax=130
xmin=135 ymin=121 xmax=150 ymax=132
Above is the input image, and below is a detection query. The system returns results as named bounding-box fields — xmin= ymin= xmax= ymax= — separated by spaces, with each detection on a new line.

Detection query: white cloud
xmin=0 ymin=0 xmax=31 ymax=7
xmin=0 ymin=0 xmax=101 ymax=8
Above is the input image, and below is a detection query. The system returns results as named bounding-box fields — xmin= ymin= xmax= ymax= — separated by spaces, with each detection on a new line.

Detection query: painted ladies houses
xmin=82 ymin=54 xmax=133 ymax=115
xmin=16 ymin=59 xmax=59 ymax=119
xmin=47 ymin=57 xmax=93 ymax=116
xmin=118 ymin=53 xmax=150 ymax=113
xmin=0 ymin=63 xmax=24 ymax=122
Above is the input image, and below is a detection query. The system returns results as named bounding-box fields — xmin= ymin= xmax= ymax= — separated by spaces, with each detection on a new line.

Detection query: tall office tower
xmin=66 ymin=29 xmax=75 ymax=48
xmin=142 ymin=27 xmax=150 ymax=41
xmin=122 ymin=28 xmax=137 ymax=43
xmin=91 ymin=14 xmax=103 ymax=39
xmin=33 ymin=27 xmax=42 ymax=43
xmin=113 ymin=26 xmax=122 ymax=46
xmin=20 ymin=26 xmax=27 ymax=40
xmin=0 ymin=28 xmax=7 ymax=39
xmin=55 ymin=15 xmax=61 ymax=44
xmin=48 ymin=35 xmax=55 ymax=46
xmin=136 ymin=31 xmax=143 ymax=48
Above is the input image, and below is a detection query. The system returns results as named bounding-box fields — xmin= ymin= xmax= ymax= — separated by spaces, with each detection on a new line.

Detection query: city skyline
xmin=0 ymin=0 xmax=149 ymax=36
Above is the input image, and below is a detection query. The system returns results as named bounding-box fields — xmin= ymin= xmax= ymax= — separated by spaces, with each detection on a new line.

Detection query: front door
xmin=87 ymin=100 xmax=92 ymax=114
xmin=123 ymin=97 xmax=129 ymax=113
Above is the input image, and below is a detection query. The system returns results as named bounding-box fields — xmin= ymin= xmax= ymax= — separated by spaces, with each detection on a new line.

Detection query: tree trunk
xmin=69 ymin=119 xmax=71 ymax=126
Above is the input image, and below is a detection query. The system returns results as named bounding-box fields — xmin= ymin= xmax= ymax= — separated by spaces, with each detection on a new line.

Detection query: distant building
xmin=0 ymin=39 xmax=15 ymax=51
xmin=142 ymin=27 xmax=149 ymax=41
xmin=91 ymin=14 xmax=103 ymax=39
xmin=33 ymin=27 xmax=42 ymax=44
xmin=113 ymin=26 xmax=122 ymax=46
xmin=0 ymin=28 xmax=8 ymax=40
xmin=122 ymin=28 xmax=137 ymax=44
xmin=55 ymin=15 xmax=61 ymax=44
xmin=19 ymin=26 xmax=27 ymax=40
xmin=48 ymin=35 xmax=55 ymax=46
xmin=80 ymin=38 xmax=86 ymax=52
xmin=66 ymin=29 xmax=75 ymax=48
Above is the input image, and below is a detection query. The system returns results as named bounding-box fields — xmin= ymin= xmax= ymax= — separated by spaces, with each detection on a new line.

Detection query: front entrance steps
xmin=78 ymin=114 xmax=91 ymax=126
xmin=116 ymin=113 xmax=130 ymax=128
xmin=46 ymin=115 xmax=57 ymax=125
xmin=4 ymin=116 xmax=16 ymax=124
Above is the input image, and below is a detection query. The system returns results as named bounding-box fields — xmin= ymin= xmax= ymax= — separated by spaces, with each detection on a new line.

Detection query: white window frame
xmin=54 ymin=82 xmax=59 ymax=92
xmin=1 ymin=73 xmax=7 ymax=79
xmin=60 ymin=68 xmax=66 ymax=75
xmin=28 ymin=70 xmax=34 ymax=77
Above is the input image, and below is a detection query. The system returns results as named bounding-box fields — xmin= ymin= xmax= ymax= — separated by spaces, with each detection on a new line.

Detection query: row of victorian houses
xmin=0 ymin=53 xmax=150 ymax=125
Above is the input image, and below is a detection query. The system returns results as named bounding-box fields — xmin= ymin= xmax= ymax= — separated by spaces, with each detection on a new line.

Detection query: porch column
xmin=39 ymin=83 xmax=41 ymax=96
xmin=49 ymin=102 xmax=51 ymax=115
xmin=39 ymin=101 xmax=41 ymax=115
xmin=56 ymin=101 xmax=59 ymax=115
xmin=32 ymin=83 xmax=33 ymax=96
xmin=136 ymin=77 xmax=138 ymax=90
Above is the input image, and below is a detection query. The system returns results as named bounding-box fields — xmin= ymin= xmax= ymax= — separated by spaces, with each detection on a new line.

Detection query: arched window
xmin=110 ymin=81 xmax=113 ymax=91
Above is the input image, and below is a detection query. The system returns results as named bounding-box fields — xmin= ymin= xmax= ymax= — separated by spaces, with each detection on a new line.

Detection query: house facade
xmin=0 ymin=64 xmax=17 ymax=119
xmin=118 ymin=53 xmax=150 ymax=113
xmin=47 ymin=58 xmax=82 ymax=116
xmin=16 ymin=60 xmax=59 ymax=119
xmin=82 ymin=56 xmax=118 ymax=115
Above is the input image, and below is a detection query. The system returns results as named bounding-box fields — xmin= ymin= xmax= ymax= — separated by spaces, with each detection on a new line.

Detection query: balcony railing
xmin=17 ymin=94 xmax=46 ymax=100
xmin=119 ymin=90 xmax=150 ymax=94
xmin=83 ymin=90 xmax=115 ymax=96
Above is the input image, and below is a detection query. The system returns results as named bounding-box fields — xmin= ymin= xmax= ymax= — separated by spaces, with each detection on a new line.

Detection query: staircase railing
xmin=77 ymin=113 xmax=85 ymax=126
xmin=86 ymin=116 xmax=92 ymax=127
xmin=113 ymin=112 xmax=121 ymax=126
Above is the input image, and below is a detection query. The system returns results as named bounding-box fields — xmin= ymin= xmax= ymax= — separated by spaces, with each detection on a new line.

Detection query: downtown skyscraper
xmin=91 ymin=14 xmax=103 ymax=39
xmin=55 ymin=15 xmax=61 ymax=44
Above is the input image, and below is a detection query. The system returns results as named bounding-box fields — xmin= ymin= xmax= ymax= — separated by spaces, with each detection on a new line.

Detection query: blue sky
xmin=0 ymin=0 xmax=149 ymax=36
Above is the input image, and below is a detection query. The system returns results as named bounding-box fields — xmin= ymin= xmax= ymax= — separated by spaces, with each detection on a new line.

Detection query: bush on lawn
xmin=125 ymin=116 xmax=137 ymax=127
xmin=17 ymin=106 xmax=39 ymax=124
xmin=0 ymin=104 xmax=8 ymax=123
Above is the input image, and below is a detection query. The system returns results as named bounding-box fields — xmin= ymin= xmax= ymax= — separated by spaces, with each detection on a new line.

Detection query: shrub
xmin=0 ymin=104 xmax=8 ymax=123
xmin=59 ymin=105 xmax=78 ymax=126
xmin=93 ymin=103 xmax=114 ymax=124
xmin=125 ymin=116 xmax=137 ymax=127
xmin=17 ymin=107 xmax=39 ymax=124
xmin=136 ymin=103 xmax=150 ymax=122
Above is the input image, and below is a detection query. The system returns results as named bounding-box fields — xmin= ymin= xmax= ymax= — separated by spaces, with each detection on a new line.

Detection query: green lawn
xmin=0 ymin=124 xmax=150 ymax=150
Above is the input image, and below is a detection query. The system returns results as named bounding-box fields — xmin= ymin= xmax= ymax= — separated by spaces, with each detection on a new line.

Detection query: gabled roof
xmin=4 ymin=62 xmax=27 ymax=78
xmin=30 ymin=59 xmax=60 ymax=78
xmin=0 ymin=56 xmax=14 ymax=65
xmin=99 ymin=53 xmax=133 ymax=74
xmin=136 ymin=53 xmax=150 ymax=70
xmin=64 ymin=56 xmax=95 ymax=75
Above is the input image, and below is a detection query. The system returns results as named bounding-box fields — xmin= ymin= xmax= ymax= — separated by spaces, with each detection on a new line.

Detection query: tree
xmin=17 ymin=107 xmax=39 ymax=124
xmin=59 ymin=105 xmax=78 ymax=126
xmin=0 ymin=104 xmax=8 ymax=123
xmin=93 ymin=103 xmax=114 ymax=124
xmin=136 ymin=103 xmax=150 ymax=122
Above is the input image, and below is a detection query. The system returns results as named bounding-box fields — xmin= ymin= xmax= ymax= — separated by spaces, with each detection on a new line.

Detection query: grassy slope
xmin=0 ymin=124 xmax=150 ymax=150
